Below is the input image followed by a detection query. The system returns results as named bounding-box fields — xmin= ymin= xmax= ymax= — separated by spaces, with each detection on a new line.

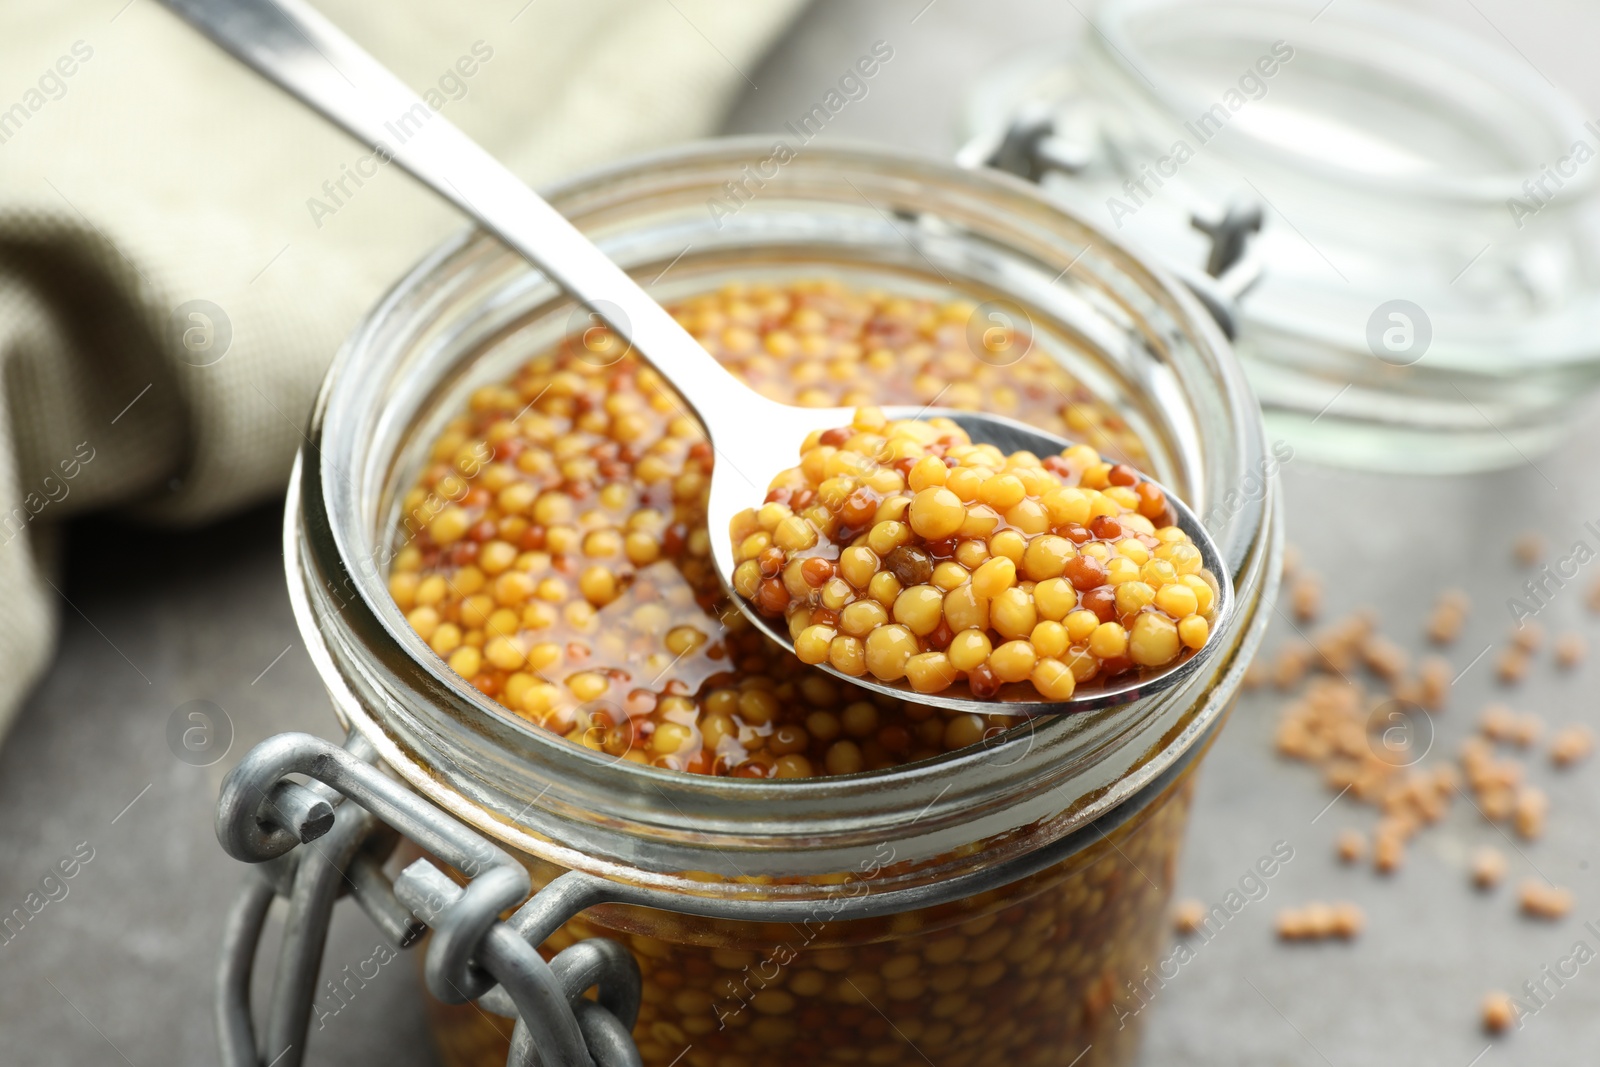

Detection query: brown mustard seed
xmin=1291 ymin=574 xmax=1323 ymax=622
xmin=1479 ymin=785 xmax=1516 ymax=823
xmin=1419 ymin=655 xmax=1450 ymax=707
xmin=881 ymin=544 xmax=933 ymax=587
xmin=1274 ymin=641 xmax=1313 ymax=690
xmin=1330 ymin=902 xmax=1365 ymax=939
xmin=1550 ymin=723 xmax=1596 ymax=767
xmin=1361 ymin=635 xmax=1408 ymax=680
xmin=1497 ymin=647 xmax=1530 ymax=684
xmin=1555 ymin=632 xmax=1586 ymax=668
xmin=1510 ymin=622 xmax=1544 ymax=653
xmin=1312 ymin=611 xmax=1375 ymax=674
xmin=1302 ymin=902 xmax=1337 ymax=938
xmin=1389 ymin=675 xmax=1423 ymax=707
xmin=1336 ymin=829 xmax=1366 ymax=864
xmin=1377 ymin=811 xmax=1418 ymax=842
xmin=1276 ymin=902 xmax=1363 ymax=942
xmin=1434 ymin=592 xmax=1470 ymax=638
xmin=1480 ymin=703 xmax=1517 ymax=742
xmin=1426 ymin=604 xmax=1464 ymax=644
xmin=1471 ymin=847 xmax=1507 ymax=890
xmin=1173 ymin=899 xmax=1207 ymax=936
xmin=1518 ymin=880 xmax=1574 ymax=920
xmin=1482 ymin=990 xmax=1518 ymax=1034
xmin=1374 ymin=830 xmax=1405 ymax=874
xmin=1513 ymin=786 xmax=1549 ymax=840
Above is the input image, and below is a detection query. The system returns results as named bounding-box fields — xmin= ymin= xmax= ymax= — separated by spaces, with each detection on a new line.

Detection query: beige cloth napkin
xmin=0 ymin=0 xmax=805 ymax=739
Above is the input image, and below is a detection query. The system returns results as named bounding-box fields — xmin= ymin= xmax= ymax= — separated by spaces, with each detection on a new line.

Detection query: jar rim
xmin=289 ymin=137 xmax=1279 ymax=897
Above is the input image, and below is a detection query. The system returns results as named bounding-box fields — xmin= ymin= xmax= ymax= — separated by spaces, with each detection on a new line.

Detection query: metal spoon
xmin=157 ymin=0 xmax=1233 ymax=713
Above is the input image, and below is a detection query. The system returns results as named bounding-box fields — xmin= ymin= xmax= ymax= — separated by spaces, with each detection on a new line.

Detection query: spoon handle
xmin=158 ymin=0 xmax=766 ymax=437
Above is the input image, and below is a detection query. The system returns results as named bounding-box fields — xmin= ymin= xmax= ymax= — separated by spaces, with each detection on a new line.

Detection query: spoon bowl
xmin=704 ymin=402 xmax=1234 ymax=715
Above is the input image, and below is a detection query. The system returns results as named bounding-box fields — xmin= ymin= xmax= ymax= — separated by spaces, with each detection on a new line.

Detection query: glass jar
xmin=962 ymin=0 xmax=1600 ymax=472
xmin=286 ymin=139 xmax=1279 ymax=1066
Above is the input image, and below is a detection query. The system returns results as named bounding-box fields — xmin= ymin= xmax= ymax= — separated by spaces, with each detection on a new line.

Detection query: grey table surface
xmin=6 ymin=0 xmax=1600 ymax=1064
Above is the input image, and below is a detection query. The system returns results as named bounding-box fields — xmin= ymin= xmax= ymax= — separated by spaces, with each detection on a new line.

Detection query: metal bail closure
xmin=959 ymin=104 xmax=1264 ymax=339
xmin=212 ymin=730 xmax=643 ymax=1067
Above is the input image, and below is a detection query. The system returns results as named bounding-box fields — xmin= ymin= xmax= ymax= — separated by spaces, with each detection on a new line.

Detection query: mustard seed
xmin=1518 ymin=880 xmax=1573 ymax=920
xmin=1471 ymin=847 xmax=1507 ymax=890
xmin=1510 ymin=622 xmax=1543 ymax=653
xmin=1497 ymin=647 xmax=1530 ymax=684
xmin=1550 ymin=724 xmax=1595 ymax=767
xmin=1481 ymin=990 xmax=1517 ymax=1034
xmin=1374 ymin=831 xmax=1405 ymax=874
xmin=1513 ymin=786 xmax=1548 ymax=840
xmin=1173 ymin=899 xmax=1207 ymax=936
xmin=1513 ymin=532 xmax=1543 ymax=566
xmin=1291 ymin=574 xmax=1322 ymax=622
xmin=1555 ymin=632 xmax=1585 ymax=668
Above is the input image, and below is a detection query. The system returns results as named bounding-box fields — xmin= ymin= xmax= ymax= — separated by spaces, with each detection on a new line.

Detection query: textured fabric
xmin=0 ymin=0 xmax=804 ymax=739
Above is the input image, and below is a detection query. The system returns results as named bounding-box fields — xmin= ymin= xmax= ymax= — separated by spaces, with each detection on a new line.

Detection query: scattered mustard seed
xmin=1481 ymin=990 xmax=1517 ymax=1034
xmin=1173 ymin=899 xmax=1207 ymax=936
xmin=1361 ymin=635 xmax=1408 ymax=681
xmin=1416 ymin=656 xmax=1450 ymax=711
xmin=1426 ymin=601 xmax=1466 ymax=644
xmin=1291 ymin=573 xmax=1323 ymax=623
xmin=1479 ymin=704 xmax=1517 ymax=742
xmin=1555 ymin=632 xmax=1586 ymax=669
xmin=1276 ymin=902 xmax=1364 ymax=941
xmin=1510 ymin=622 xmax=1544 ymax=653
xmin=1471 ymin=847 xmax=1507 ymax=890
xmin=1481 ymin=706 xmax=1542 ymax=748
xmin=1331 ymin=902 xmax=1365 ymax=939
xmin=1550 ymin=724 xmax=1596 ymax=767
xmin=1518 ymin=880 xmax=1573 ymax=920
xmin=1273 ymin=641 xmax=1313 ymax=690
xmin=1275 ymin=907 xmax=1309 ymax=941
xmin=1373 ymin=830 xmax=1405 ymax=874
xmin=1513 ymin=786 xmax=1549 ymax=840
xmin=1433 ymin=591 xmax=1470 ymax=642
xmin=1312 ymin=610 xmax=1376 ymax=674
xmin=1496 ymin=647 xmax=1530 ymax=685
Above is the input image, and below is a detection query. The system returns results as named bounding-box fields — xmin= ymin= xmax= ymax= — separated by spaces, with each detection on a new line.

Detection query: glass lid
xmin=962 ymin=0 xmax=1600 ymax=470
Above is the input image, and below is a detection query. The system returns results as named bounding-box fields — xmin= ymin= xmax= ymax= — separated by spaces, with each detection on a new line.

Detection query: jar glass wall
xmin=431 ymin=763 xmax=1201 ymax=1067
xmin=286 ymin=140 xmax=1279 ymax=1065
